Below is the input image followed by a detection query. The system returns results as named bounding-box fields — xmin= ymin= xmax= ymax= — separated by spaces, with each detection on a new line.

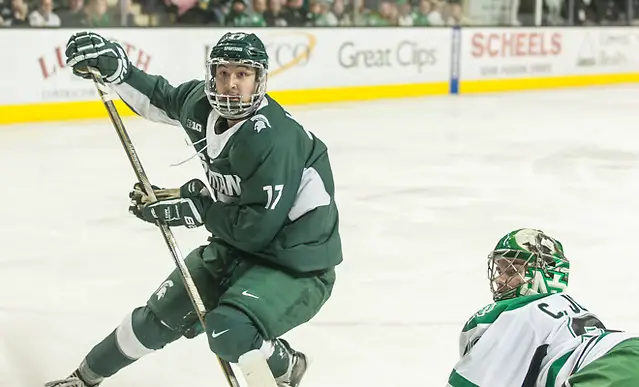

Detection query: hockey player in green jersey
xmin=447 ymin=228 xmax=639 ymax=387
xmin=45 ymin=31 xmax=342 ymax=387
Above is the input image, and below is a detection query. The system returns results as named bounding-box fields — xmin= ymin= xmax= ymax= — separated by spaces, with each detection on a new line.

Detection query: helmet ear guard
xmin=487 ymin=229 xmax=570 ymax=301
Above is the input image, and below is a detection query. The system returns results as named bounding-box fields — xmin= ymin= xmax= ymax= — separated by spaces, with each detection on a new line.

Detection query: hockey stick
xmin=86 ymin=67 xmax=240 ymax=387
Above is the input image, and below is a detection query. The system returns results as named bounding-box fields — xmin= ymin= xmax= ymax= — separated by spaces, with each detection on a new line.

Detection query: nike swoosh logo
xmin=211 ymin=329 xmax=230 ymax=338
xmin=242 ymin=290 xmax=259 ymax=299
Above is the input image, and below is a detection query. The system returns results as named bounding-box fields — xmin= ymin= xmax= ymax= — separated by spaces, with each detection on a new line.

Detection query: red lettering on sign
xmin=136 ymin=50 xmax=152 ymax=71
xmin=38 ymin=46 xmax=67 ymax=79
xmin=471 ymin=32 xmax=562 ymax=58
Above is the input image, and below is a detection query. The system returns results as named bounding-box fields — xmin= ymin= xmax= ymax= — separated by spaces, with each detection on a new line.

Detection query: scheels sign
xmin=471 ymin=31 xmax=562 ymax=58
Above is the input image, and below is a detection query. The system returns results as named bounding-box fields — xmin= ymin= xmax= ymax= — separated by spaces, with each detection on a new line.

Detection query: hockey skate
xmin=44 ymin=376 xmax=89 ymax=387
xmin=277 ymin=340 xmax=308 ymax=387
xmin=45 ymin=367 xmax=100 ymax=387
xmin=45 ymin=359 xmax=104 ymax=387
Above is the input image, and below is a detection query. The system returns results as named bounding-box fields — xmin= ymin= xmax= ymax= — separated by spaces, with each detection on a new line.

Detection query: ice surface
xmin=2 ymin=85 xmax=639 ymax=387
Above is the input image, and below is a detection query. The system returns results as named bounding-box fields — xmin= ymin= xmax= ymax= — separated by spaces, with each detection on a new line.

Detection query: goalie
xmin=448 ymin=228 xmax=639 ymax=387
xmin=45 ymin=31 xmax=342 ymax=387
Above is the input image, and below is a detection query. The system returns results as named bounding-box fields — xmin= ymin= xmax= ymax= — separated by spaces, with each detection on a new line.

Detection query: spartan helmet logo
xmin=250 ymin=114 xmax=271 ymax=133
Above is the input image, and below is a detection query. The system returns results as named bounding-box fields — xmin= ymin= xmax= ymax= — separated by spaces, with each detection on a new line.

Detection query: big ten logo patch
xmin=187 ymin=119 xmax=203 ymax=132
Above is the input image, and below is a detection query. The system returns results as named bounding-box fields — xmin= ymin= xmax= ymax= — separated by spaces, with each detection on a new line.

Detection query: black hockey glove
xmin=65 ymin=31 xmax=131 ymax=84
xmin=129 ymin=179 xmax=211 ymax=229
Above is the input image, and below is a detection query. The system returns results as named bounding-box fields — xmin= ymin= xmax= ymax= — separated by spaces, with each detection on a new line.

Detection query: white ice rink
xmin=2 ymin=85 xmax=639 ymax=387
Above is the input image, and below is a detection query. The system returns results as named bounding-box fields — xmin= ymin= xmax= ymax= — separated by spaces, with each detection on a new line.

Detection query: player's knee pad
xmin=205 ymin=305 xmax=264 ymax=363
xmin=114 ymin=306 xmax=182 ymax=360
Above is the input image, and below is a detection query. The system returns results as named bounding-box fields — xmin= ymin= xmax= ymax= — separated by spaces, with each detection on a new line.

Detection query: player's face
xmin=492 ymin=258 xmax=527 ymax=295
xmin=215 ymin=64 xmax=258 ymax=103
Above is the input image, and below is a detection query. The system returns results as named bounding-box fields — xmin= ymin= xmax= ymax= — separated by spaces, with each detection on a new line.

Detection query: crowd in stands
xmin=0 ymin=0 xmax=635 ymax=27
xmin=0 ymin=0 xmax=134 ymax=26
xmin=517 ymin=0 xmax=636 ymax=25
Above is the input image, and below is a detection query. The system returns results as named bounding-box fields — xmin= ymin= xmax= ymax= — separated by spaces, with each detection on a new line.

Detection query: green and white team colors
xmin=447 ymin=293 xmax=639 ymax=387
xmin=110 ymin=67 xmax=342 ymax=273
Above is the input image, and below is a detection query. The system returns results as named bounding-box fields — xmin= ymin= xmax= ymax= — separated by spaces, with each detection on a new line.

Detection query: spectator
xmin=366 ymin=0 xmax=396 ymax=25
xmin=251 ymin=0 xmax=266 ymax=22
xmin=309 ymin=0 xmax=331 ymax=25
xmin=349 ymin=0 xmax=369 ymax=25
xmin=563 ymin=0 xmax=598 ymax=25
xmin=324 ymin=0 xmax=351 ymax=25
xmin=29 ymin=0 xmax=61 ymax=26
xmin=0 ymin=0 xmax=11 ymax=25
xmin=84 ymin=0 xmax=111 ymax=25
xmin=281 ymin=0 xmax=309 ymax=26
xmin=224 ymin=0 xmax=247 ymax=25
xmin=445 ymin=1 xmax=471 ymax=25
xmin=397 ymin=0 xmax=413 ymax=25
xmin=113 ymin=0 xmax=137 ymax=25
xmin=263 ymin=0 xmax=287 ymax=26
xmin=413 ymin=0 xmax=443 ymax=25
xmin=593 ymin=0 xmax=624 ymax=24
xmin=172 ymin=0 xmax=223 ymax=25
xmin=1 ymin=0 xmax=28 ymax=25
xmin=224 ymin=0 xmax=264 ymax=25
xmin=57 ymin=0 xmax=85 ymax=26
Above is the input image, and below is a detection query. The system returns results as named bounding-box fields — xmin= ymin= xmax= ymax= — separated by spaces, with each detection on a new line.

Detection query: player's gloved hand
xmin=129 ymin=182 xmax=180 ymax=206
xmin=65 ymin=31 xmax=131 ymax=84
xmin=129 ymin=179 xmax=211 ymax=229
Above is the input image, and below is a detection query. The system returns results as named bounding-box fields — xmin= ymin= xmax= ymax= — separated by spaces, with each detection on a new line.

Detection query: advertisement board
xmin=571 ymin=28 xmax=639 ymax=74
xmin=1 ymin=28 xmax=452 ymax=107
xmin=460 ymin=27 xmax=639 ymax=81
xmin=2 ymin=26 xmax=639 ymax=124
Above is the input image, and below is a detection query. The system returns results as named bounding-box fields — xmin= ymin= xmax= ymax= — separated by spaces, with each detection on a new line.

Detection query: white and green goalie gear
xmin=488 ymin=228 xmax=570 ymax=301
xmin=447 ymin=293 xmax=639 ymax=387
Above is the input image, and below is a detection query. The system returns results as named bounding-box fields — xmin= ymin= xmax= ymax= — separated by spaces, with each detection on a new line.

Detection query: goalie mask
xmin=488 ymin=228 xmax=570 ymax=301
xmin=205 ymin=32 xmax=269 ymax=120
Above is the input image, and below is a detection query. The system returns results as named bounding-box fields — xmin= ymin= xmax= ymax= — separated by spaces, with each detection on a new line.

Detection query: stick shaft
xmin=88 ymin=68 xmax=240 ymax=387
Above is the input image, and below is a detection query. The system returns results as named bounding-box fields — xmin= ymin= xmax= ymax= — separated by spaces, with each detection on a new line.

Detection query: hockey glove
xmin=65 ymin=31 xmax=131 ymax=84
xmin=129 ymin=179 xmax=211 ymax=229
xmin=129 ymin=182 xmax=180 ymax=206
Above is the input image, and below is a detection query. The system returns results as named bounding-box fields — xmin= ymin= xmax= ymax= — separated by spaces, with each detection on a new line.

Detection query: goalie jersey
xmin=447 ymin=293 xmax=638 ymax=387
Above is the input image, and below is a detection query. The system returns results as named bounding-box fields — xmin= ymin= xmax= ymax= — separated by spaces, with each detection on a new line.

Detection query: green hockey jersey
xmin=111 ymin=67 xmax=342 ymax=274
